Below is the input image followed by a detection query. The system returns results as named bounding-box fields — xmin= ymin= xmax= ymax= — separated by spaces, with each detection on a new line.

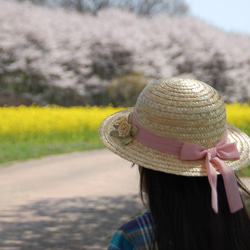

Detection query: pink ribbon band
xmin=132 ymin=115 xmax=242 ymax=213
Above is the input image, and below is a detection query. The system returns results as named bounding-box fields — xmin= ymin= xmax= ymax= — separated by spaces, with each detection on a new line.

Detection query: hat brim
xmin=99 ymin=108 xmax=250 ymax=176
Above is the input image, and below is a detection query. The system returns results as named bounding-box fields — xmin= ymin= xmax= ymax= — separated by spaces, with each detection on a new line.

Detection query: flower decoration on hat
xmin=110 ymin=113 xmax=139 ymax=145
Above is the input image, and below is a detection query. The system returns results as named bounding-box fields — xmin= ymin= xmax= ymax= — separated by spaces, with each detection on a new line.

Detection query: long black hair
xmin=139 ymin=166 xmax=250 ymax=250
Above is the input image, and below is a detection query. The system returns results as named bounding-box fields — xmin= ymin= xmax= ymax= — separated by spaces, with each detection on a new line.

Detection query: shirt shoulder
xmin=108 ymin=211 xmax=153 ymax=250
xmin=108 ymin=229 xmax=134 ymax=250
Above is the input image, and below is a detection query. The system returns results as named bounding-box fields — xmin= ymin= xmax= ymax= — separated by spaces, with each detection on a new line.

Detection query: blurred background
xmin=1 ymin=0 xmax=250 ymax=107
xmin=0 ymin=1 xmax=250 ymax=249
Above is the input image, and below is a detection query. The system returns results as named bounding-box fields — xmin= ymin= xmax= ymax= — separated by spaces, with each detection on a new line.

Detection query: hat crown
xmin=134 ymin=78 xmax=227 ymax=148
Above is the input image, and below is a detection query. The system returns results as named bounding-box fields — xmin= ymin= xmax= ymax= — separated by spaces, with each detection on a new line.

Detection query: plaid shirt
xmin=108 ymin=211 xmax=156 ymax=250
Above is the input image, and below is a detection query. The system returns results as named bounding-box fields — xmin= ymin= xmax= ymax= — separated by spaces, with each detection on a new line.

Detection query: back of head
xmin=141 ymin=167 xmax=250 ymax=250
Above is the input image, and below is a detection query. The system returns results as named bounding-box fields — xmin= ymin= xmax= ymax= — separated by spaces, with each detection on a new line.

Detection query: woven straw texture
xmin=99 ymin=78 xmax=250 ymax=176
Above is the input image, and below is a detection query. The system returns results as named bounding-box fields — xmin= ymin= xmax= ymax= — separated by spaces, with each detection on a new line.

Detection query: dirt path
xmin=0 ymin=150 xmax=249 ymax=250
xmin=0 ymin=150 xmax=144 ymax=250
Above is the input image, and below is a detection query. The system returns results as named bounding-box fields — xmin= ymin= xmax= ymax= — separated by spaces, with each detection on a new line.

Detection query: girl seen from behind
xmin=99 ymin=78 xmax=250 ymax=250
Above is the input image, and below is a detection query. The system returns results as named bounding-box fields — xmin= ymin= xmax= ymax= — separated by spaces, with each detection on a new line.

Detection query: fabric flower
xmin=114 ymin=116 xmax=127 ymax=128
xmin=110 ymin=113 xmax=139 ymax=145
xmin=118 ymin=121 xmax=132 ymax=138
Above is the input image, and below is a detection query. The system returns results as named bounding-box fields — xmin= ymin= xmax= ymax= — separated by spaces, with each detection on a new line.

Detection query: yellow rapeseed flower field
xmin=226 ymin=103 xmax=250 ymax=133
xmin=0 ymin=104 xmax=249 ymax=142
xmin=0 ymin=105 xmax=124 ymax=142
xmin=0 ymin=104 xmax=249 ymax=166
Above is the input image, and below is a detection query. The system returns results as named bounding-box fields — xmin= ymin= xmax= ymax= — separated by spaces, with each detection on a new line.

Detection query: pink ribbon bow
xmin=132 ymin=115 xmax=243 ymax=214
xmin=180 ymin=133 xmax=242 ymax=213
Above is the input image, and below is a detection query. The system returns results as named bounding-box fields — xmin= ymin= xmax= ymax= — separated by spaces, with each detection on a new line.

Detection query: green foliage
xmin=86 ymin=72 xmax=149 ymax=107
xmin=106 ymin=73 xmax=148 ymax=107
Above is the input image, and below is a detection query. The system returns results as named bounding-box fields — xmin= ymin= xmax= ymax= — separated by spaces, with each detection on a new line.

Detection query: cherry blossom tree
xmin=1 ymin=0 xmax=250 ymax=106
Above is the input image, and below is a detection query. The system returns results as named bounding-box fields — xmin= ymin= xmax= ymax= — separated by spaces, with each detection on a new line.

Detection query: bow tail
xmin=205 ymin=154 xmax=219 ymax=213
xmin=213 ymin=158 xmax=243 ymax=213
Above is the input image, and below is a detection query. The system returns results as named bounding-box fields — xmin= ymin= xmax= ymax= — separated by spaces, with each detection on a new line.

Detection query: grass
xmin=236 ymin=167 xmax=250 ymax=178
xmin=0 ymin=138 xmax=104 ymax=165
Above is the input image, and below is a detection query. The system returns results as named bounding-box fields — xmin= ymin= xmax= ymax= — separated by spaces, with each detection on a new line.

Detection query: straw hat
xmin=99 ymin=78 xmax=250 ymax=176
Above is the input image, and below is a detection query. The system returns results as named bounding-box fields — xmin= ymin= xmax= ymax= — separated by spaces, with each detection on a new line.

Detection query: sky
xmin=186 ymin=0 xmax=250 ymax=35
